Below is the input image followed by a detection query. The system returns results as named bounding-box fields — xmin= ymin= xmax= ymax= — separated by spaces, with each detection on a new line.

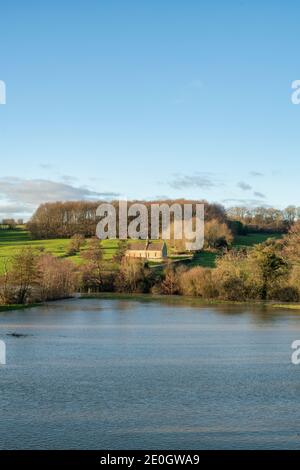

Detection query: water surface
xmin=0 ymin=298 xmax=300 ymax=449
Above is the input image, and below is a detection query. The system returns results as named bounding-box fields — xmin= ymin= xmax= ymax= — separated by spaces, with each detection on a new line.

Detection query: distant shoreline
xmin=74 ymin=292 xmax=300 ymax=310
xmin=1 ymin=293 xmax=300 ymax=312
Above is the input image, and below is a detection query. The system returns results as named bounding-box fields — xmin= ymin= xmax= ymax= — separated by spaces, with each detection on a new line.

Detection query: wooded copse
xmin=26 ymin=200 xmax=299 ymax=240
xmin=227 ymin=205 xmax=300 ymax=233
xmin=26 ymin=200 xmax=226 ymax=239
xmin=0 ymin=249 xmax=78 ymax=305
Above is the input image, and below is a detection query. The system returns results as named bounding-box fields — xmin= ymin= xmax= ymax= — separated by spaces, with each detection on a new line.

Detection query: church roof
xmin=128 ymin=241 xmax=165 ymax=251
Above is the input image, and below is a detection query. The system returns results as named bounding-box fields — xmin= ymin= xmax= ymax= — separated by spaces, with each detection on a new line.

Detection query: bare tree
xmin=9 ymin=248 xmax=40 ymax=304
xmin=67 ymin=234 xmax=86 ymax=256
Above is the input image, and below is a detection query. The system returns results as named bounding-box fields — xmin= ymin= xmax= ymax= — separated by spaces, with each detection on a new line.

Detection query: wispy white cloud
xmin=237 ymin=181 xmax=252 ymax=191
xmin=0 ymin=203 xmax=33 ymax=216
xmin=39 ymin=163 xmax=54 ymax=170
xmin=253 ymin=191 xmax=266 ymax=199
xmin=60 ymin=174 xmax=78 ymax=184
xmin=168 ymin=173 xmax=218 ymax=190
xmin=223 ymin=198 xmax=270 ymax=208
xmin=0 ymin=178 xmax=119 ymax=219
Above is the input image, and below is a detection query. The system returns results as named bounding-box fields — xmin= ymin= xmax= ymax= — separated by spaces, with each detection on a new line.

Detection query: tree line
xmin=227 ymin=206 xmax=300 ymax=233
xmin=26 ymin=200 xmax=226 ymax=239
xmin=93 ymin=222 xmax=300 ymax=302
xmin=26 ymin=201 xmax=300 ymax=240
xmin=0 ymin=250 xmax=78 ymax=305
xmin=1 ymin=221 xmax=300 ymax=305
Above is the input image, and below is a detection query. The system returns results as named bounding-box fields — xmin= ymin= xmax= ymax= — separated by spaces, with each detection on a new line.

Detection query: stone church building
xmin=126 ymin=240 xmax=168 ymax=260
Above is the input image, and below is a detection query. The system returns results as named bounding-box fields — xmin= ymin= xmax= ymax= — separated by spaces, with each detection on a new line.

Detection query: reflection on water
xmin=0 ymin=297 xmax=300 ymax=450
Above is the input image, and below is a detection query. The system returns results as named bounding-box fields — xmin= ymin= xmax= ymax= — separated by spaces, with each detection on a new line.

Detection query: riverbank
xmin=1 ymin=293 xmax=300 ymax=312
xmin=272 ymin=304 xmax=300 ymax=310
xmin=0 ymin=303 xmax=41 ymax=312
xmin=80 ymin=292 xmax=300 ymax=310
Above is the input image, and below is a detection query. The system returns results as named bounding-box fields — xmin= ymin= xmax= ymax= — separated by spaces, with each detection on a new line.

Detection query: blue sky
xmin=0 ymin=0 xmax=299 ymax=218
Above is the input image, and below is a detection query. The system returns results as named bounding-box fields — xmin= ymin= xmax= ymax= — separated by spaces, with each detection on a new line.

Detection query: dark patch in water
xmin=6 ymin=332 xmax=32 ymax=338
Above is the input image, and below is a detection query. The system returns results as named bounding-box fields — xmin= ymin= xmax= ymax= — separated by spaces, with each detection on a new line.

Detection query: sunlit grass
xmin=0 ymin=229 xmax=119 ymax=274
xmin=234 ymin=232 xmax=282 ymax=247
xmin=272 ymin=304 xmax=300 ymax=310
xmin=0 ymin=229 xmax=285 ymax=273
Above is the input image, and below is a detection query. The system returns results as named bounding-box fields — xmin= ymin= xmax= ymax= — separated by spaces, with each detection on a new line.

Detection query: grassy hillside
xmin=233 ymin=232 xmax=282 ymax=247
xmin=0 ymin=228 xmax=119 ymax=274
xmin=190 ymin=232 xmax=283 ymax=269
xmin=0 ymin=228 xmax=284 ymax=274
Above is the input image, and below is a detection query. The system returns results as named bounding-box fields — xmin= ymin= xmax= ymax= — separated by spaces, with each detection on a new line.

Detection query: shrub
xmin=248 ymin=242 xmax=290 ymax=300
xmin=205 ymin=219 xmax=233 ymax=250
xmin=37 ymin=254 xmax=79 ymax=301
xmin=159 ymin=265 xmax=182 ymax=295
xmin=7 ymin=247 xmax=40 ymax=304
xmin=215 ymin=275 xmax=247 ymax=301
xmin=115 ymin=258 xmax=150 ymax=293
xmin=179 ymin=267 xmax=218 ymax=298
xmin=270 ymin=286 xmax=300 ymax=302
xmin=67 ymin=234 xmax=86 ymax=256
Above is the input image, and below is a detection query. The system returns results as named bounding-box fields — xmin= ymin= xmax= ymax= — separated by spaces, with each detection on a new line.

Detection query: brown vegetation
xmin=204 ymin=219 xmax=233 ymax=250
xmin=67 ymin=234 xmax=86 ymax=256
xmin=27 ymin=200 xmax=227 ymax=239
xmin=2 ymin=206 xmax=300 ymax=306
xmin=227 ymin=206 xmax=300 ymax=233
xmin=0 ymin=248 xmax=78 ymax=305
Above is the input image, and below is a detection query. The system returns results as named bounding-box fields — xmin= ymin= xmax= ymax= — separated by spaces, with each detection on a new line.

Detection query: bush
xmin=1 ymin=247 xmax=41 ymax=304
xmin=179 ymin=267 xmax=218 ymax=298
xmin=270 ymin=286 xmax=300 ymax=302
xmin=215 ymin=275 xmax=247 ymax=301
xmin=115 ymin=258 xmax=150 ymax=293
xmin=212 ymin=250 xmax=250 ymax=300
xmin=0 ymin=249 xmax=79 ymax=304
xmin=205 ymin=219 xmax=233 ymax=250
xmin=36 ymin=254 xmax=79 ymax=301
xmin=67 ymin=234 xmax=86 ymax=256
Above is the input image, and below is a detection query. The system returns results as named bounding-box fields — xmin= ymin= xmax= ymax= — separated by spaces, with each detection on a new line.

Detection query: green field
xmin=189 ymin=251 xmax=218 ymax=268
xmin=0 ymin=229 xmax=119 ymax=273
xmin=188 ymin=232 xmax=283 ymax=269
xmin=233 ymin=232 xmax=282 ymax=248
xmin=0 ymin=228 xmax=284 ymax=274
